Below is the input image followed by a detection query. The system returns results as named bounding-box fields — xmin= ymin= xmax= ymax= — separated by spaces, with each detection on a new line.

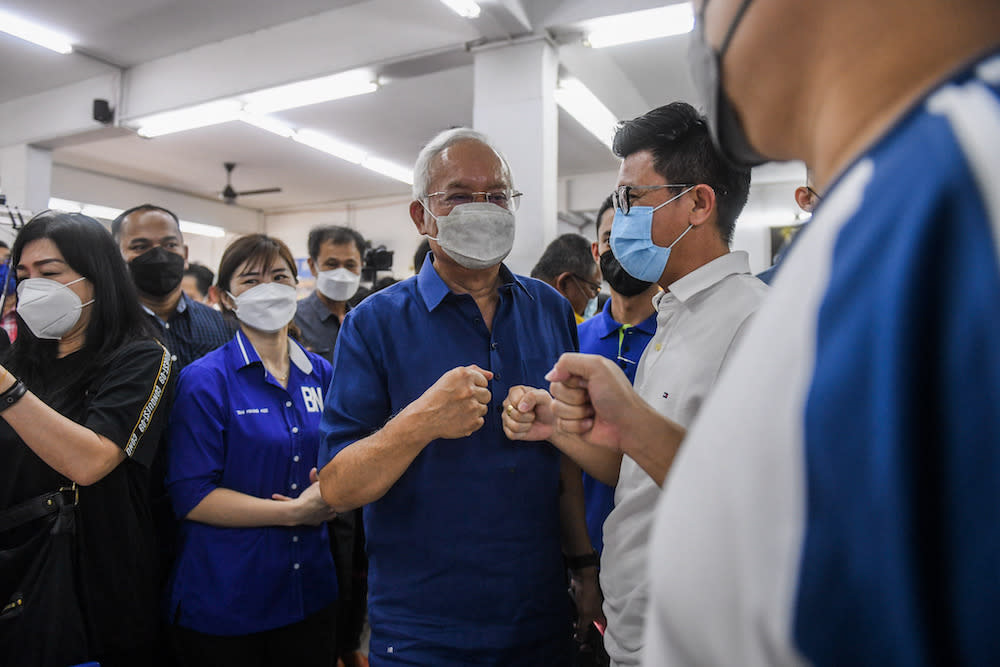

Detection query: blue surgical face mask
xmin=610 ymin=186 xmax=696 ymax=283
xmin=583 ymin=295 xmax=599 ymax=319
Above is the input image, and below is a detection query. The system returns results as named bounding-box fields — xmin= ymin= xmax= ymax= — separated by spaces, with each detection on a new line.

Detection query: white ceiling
xmin=0 ymin=0 xmax=700 ymax=213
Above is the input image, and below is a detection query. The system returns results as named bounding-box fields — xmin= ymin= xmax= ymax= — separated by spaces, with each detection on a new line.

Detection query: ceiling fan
xmin=219 ymin=162 xmax=281 ymax=204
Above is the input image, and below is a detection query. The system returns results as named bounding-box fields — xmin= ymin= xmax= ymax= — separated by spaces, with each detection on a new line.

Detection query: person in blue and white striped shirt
xmin=545 ymin=0 xmax=1000 ymax=664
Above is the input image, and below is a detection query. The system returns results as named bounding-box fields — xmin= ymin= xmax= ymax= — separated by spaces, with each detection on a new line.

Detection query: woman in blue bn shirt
xmin=165 ymin=234 xmax=338 ymax=667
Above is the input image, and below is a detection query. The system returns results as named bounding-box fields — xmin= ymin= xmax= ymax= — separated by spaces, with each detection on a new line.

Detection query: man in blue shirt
xmin=576 ymin=195 xmax=659 ymax=556
xmin=113 ymin=205 xmax=233 ymax=369
xmin=318 ymin=128 xmax=597 ymax=666
xmin=539 ymin=1 xmax=1000 ymax=664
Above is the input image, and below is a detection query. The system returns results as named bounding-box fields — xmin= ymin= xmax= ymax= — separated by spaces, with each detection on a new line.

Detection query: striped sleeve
xmin=84 ymin=340 xmax=176 ymax=468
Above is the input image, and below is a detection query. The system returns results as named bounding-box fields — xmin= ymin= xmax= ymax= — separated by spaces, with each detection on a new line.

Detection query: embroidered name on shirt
xmin=662 ymin=391 xmax=670 ymax=399
xmin=301 ymin=386 xmax=324 ymax=413
xmin=235 ymin=407 xmax=270 ymax=416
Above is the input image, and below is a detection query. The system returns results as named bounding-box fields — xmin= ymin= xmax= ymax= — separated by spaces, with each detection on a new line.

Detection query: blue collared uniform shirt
xmin=320 ymin=257 xmax=578 ymax=663
xmin=575 ymin=298 xmax=657 ymax=554
xmin=166 ymin=330 xmax=338 ymax=636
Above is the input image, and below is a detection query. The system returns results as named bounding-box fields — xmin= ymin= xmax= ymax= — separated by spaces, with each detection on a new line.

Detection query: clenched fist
xmin=416 ymin=365 xmax=493 ymax=440
xmin=501 ymin=385 xmax=556 ymax=442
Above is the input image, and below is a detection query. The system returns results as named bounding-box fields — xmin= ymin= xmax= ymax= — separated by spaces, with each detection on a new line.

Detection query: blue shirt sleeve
xmin=318 ymin=307 xmax=389 ymax=469
xmin=165 ymin=361 xmax=229 ymax=519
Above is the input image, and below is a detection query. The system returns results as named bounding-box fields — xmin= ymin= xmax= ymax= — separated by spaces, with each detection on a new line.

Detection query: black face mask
xmin=600 ymin=250 xmax=655 ymax=297
xmin=129 ymin=247 xmax=185 ymax=297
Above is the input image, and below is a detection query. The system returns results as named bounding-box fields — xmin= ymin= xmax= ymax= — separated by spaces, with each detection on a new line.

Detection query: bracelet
xmin=0 ymin=380 xmax=27 ymax=413
xmin=565 ymin=551 xmax=600 ymax=571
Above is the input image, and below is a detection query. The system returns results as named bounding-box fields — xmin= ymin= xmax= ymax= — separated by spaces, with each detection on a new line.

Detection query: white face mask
xmin=424 ymin=202 xmax=516 ymax=270
xmin=316 ymin=267 xmax=360 ymax=302
xmin=17 ymin=276 xmax=94 ymax=340
xmin=228 ymin=282 xmax=297 ymax=333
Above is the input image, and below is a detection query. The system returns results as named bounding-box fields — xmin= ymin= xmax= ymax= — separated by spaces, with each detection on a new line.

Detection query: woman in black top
xmin=0 ymin=211 xmax=176 ymax=667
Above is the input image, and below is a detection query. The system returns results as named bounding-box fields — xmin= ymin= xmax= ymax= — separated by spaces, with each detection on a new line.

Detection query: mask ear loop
xmin=718 ymin=0 xmax=756 ymax=59
xmin=420 ymin=200 xmax=440 ymax=242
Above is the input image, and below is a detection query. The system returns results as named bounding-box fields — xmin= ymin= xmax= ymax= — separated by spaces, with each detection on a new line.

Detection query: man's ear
xmin=688 ymin=184 xmax=717 ymax=227
xmin=182 ymin=244 xmax=190 ymax=270
xmin=591 ymin=241 xmax=601 ymax=262
xmin=307 ymin=257 xmax=318 ymax=278
xmin=794 ymin=186 xmax=816 ymax=212
xmin=554 ymin=271 xmax=574 ymax=299
xmin=410 ymin=200 xmax=431 ymax=235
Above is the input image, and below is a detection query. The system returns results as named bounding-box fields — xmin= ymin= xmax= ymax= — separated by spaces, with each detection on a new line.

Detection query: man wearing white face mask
xmin=317 ymin=127 xmax=598 ymax=666
xmin=502 ymin=102 xmax=764 ymax=667
xmin=294 ymin=225 xmax=367 ymax=364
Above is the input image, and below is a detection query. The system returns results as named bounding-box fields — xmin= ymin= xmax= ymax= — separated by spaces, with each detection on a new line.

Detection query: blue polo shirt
xmin=165 ymin=331 xmax=338 ymax=636
xmin=320 ymin=256 xmax=578 ymax=664
xmin=576 ymin=298 xmax=657 ymax=554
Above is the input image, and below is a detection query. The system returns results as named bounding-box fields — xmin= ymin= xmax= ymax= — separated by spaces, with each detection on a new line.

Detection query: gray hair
xmin=411 ymin=127 xmax=514 ymax=200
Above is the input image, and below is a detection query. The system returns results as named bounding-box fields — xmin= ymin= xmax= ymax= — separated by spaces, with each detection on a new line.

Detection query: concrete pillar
xmin=473 ymin=38 xmax=558 ymax=275
xmin=0 ymin=144 xmax=52 ymax=213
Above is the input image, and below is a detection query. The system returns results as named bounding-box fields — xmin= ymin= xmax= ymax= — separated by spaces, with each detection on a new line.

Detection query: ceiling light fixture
xmin=135 ymin=100 xmax=243 ymax=138
xmin=438 ymin=0 xmax=481 ymax=19
xmin=242 ymin=70 xmax=378 ymax=114
xmin=585 ymin=3 xmax=694 ymax=48
xmin=554 ymin=78 xmax=618 ymax=150
xmin=0 ymin=9 xmax=73 ymax=54
xmin=48 ymin=198 xmax=227 ymax=238
xmin=239 ymin=113 xmax=296 ymax=138
xmin=294 ymin=130 xmax=413 ymax=185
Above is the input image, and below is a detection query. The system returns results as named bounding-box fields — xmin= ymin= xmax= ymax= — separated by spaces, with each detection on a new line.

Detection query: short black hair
xmin=613 ymin=102 xmax=750 ymax=245
xmin=413 ymin=238 xmax=432 ymax=271
xmin=110 ymin=204 xmax=182 ymax=241
xmin=595 ymin=194 xmax=615 ymax=240
xmin=184 ymin=263 xmax=215 ymax=298
xmin=530 ymin=234 xmax=596 ymax=283
xmin=0 ymin=240 xmax=9 ymax=250
xmin=307 ymin=225 xmax=366 ymax=260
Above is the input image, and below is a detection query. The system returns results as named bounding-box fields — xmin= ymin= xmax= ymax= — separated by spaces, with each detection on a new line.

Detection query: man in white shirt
xmin=502 ymin=102 xmax=766 ymax=666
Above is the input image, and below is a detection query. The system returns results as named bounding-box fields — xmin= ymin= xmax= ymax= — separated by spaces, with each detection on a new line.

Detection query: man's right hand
xmin=502 ymin=385 xmax=556 ymax=442
xmin=546 ymin=353 xmax=638 ymax=452
xmin=415 ymin=365 xmax=493 ymax=440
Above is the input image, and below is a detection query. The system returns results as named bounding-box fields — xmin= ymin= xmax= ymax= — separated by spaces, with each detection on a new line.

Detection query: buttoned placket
xmin=275 ymin=377 xmax=305 ymax=592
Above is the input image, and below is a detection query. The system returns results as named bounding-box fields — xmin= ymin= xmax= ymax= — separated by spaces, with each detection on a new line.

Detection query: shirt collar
xmin=662 ymin=251 xmax=752 ymax=304
xmin=234 ymin=329 xmax=314 ymax=376
xmin=416 ymin=253 xmax=531 ymax=312
xmin=590 ymin=295 xmax=659 ymax=339
xmin=141 ymin=291 xmax=188 ymax=318
xmin=305 ymin=291 xmax=341 ymax=322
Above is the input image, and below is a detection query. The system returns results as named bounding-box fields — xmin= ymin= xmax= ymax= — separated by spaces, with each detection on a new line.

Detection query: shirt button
xmin=291 ymin=426 xmax=299 ymax=434
xmin=293 ymin=455 xmax=300 ymax=462
xmin=293 ymin=562 xmax=301 ymax=570
xmin=655 ymin=343 xmax=662 ymax=351
xmin=490 ymin=342 xmax=498 ymax=350
xmin=290 ymin=483 xmax=298 ymax=490
xmin=285 ymin=401 xmax=293 ymax=408
xmin=171 ymin=355 xmax=177 ymax=362
xmin=292 ymin=536 xmax=299 ymax=542
xmin=164 ymin=323 xmax=170 ymax=330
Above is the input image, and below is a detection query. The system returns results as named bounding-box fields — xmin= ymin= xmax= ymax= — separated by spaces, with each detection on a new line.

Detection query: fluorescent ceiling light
xmin=294 ymin=130 xmax=412 ymax=185
xmin=239 ymin=113 xmax=296 ymax=138
xmin=555 ymin=78 xmax=618 ymax=150
xmin=0 ymin=10 xmax=73 ymax=54
xmin=179 ymin=220 xmax=227 ymax=238
xmin=293 ymin=129 xmax=368 ymax=164
xmin=586 ymin=3 xmax=694 ymax=48
xmin=439 ymin=0 xmax=481 ymax=19
xmin=135 ymin=100 xmax=243 ymax=138
xmin=242 ymin=70 xmax=378 ymax=114
xmin=361 ymin=156 xmax=414 ymax=185
xmin=47 ymin=198 xmax=226 ymax=237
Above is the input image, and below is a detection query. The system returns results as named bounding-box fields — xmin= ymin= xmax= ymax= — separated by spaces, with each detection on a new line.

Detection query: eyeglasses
xmin=425 ymin=190 xmax=523 ymax=212
xmin=612 ymin=184 xmax=697 ymax=216
xmin=571 ymin=274 xmax=602 ymax=298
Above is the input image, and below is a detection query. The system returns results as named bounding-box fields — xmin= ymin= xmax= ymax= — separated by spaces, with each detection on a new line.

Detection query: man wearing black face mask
xmin=112 ymin=205 xmax=232 ymax=369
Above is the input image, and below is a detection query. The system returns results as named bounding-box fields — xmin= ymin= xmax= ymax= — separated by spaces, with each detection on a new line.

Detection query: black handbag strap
xmin=0 ymin=486 xmax=78 ymax=534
